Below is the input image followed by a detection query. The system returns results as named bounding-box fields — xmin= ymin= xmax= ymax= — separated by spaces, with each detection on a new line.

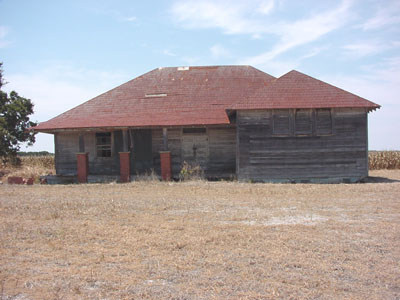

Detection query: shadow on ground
xmin=361 ymin=176 xmax=400 ymax=183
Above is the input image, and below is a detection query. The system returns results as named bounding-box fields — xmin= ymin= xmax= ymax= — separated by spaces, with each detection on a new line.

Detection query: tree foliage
xmin=0 ymin=62 xmax=37 ymax=163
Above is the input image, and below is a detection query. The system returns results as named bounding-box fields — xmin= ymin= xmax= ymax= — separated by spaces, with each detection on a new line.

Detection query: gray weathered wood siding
xmin=54 ymin=132 xmax=78 ymax=175
xmin=237 ymin=108 xmax=368 ymax=182
xmin=55 ymin=131 xmax=122 ymax=175
xmin=208 ymin=127 xmax=236 ymax=177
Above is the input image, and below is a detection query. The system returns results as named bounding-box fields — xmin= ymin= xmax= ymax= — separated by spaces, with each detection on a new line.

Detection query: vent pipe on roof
xmin=177 ymin=66 xmax=189 ymax=71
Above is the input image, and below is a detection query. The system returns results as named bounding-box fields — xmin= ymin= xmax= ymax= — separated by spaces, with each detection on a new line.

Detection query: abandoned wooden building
xmin=34 ymin=66 xmax=380 ymax=183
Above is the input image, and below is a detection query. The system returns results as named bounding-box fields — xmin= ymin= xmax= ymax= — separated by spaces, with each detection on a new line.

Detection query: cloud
xmin=257 ymin=0 xmax=275 ymax=15
xmin=361 ymin=1 xmax=400 ymax=30
xmin=210 ymin=44 xmax=231 ymax=59
xmin=0 ymin=26 xmax=11 ymax=48
xmin=343 ymin=42 xmax=386 ymax=57
xmin=122 ymin=16 xmax=137 ymax=22
xmin=172 ymin=0 xmax=353 ymax=65
xmin=242 ymin=0 xmax=352 ymax=65
xmin=342 ymin=39 xmax=400 ymax=58
xmin=162 ymin=49 xmax=177 ymax=57
xmin=171 ymin=0 xmax=270 ymax=36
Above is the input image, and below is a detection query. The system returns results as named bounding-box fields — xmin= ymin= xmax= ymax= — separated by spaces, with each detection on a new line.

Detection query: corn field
xmin=369 ymin=151 xmax=400 ymax=170
xmin=20 ymin=155 xmax=55 ymax=169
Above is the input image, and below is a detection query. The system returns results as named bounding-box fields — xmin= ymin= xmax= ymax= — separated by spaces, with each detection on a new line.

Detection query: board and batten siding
xmin=237 ymin=108 xmax=368 ymax=182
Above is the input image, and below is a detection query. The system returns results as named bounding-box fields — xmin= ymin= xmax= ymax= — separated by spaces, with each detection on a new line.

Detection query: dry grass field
xmin=1 ymin=170 xmax=400 ymax=299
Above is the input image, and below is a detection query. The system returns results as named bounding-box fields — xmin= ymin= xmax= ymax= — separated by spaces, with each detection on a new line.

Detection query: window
xmin=96 ymin=132 xmax=112 ymax=157
xmin=295 ymin=109 xmax=313 ymax=135
xmin=183 ymin=128 xmax=206 ymax=134
xmin=273 ymin=110 xmax=290 ymax=135
xmin=315 ymin=109 xmax=332 ymax=135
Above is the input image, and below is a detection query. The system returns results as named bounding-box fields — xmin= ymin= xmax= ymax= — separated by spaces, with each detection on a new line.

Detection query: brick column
xmin=160 ymin=151 xmax=172 ymax=181
xmin=119 ymin=152 xmax=131 ymax=183
xmin=76 ymin=152 xmax=89 ymax=183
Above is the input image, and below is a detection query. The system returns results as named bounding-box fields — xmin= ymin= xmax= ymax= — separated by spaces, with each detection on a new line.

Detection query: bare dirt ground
xmin=1 ymin=170 xmax=399 ymax=299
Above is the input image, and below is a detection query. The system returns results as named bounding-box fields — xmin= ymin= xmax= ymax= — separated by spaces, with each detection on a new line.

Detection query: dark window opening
xmin=295 ymin=109 xmax=313 ymax=135
xmin=183 ymin=128 xmax=206 ymax=134
xmin=96 ymin=132 xmax=112 ymax=157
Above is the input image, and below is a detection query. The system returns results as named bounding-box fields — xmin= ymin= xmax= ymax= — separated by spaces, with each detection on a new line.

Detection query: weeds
xmin=179 ymin=161 xmax=204 ymax=181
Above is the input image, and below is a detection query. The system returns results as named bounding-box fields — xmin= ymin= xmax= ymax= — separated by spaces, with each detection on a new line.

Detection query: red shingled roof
xmin=34 ymin=66 xmax=379 ymax=131
xmin=231 ymin=70 xmax=380 ymax=110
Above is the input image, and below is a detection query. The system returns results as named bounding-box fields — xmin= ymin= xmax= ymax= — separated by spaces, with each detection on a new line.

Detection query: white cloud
xmin=172 ymin=0 xmax=353 ymax=65
xmin=343 ymin=42 xmax=386 ymax=57
xmin=122 ymin=16 xmax=137 ymax=22
xmin=362 ymin=1 xmax=400 ymax=30
xmin=171 ymin=1 xmax=268 ymax=36
xmin=300 ymin=46 xmax=327 ymax=60
xmin=162 ymin=49 xmax=177 ymax=57
xmin=242 ymin=0 xmax=352 ymax=65
xmin=257 ymin=0 xmax=275 ymax=15
xmin=210 ymin=44 xmax=231 ymax=59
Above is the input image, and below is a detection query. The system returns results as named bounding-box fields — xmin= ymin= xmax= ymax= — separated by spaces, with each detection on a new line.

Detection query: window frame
xmin=95 ymin=132 xmax=113 ymax=158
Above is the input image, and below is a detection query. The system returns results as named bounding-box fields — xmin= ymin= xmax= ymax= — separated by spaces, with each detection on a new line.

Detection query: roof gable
xmin=232 ymin=70 xmax=380 ymax=110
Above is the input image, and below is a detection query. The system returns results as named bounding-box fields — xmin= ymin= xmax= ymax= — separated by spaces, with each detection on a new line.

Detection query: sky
xmin=0 ymin=0 xmax=399 ymax=151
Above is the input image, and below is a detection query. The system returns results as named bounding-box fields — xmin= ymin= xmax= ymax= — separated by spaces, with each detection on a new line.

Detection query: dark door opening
xmin=130 ymin=129 xmax=152 ymax=175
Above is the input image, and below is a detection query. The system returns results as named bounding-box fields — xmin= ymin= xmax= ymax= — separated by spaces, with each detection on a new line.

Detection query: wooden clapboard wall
xmin=237 ymin=108 xmax=368 ymax=182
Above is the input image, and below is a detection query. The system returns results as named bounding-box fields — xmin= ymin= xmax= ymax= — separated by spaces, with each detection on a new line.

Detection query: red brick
xmin=8 ymin=176 xmax=24 ymax=184
xmin=77 ymin=153 xmax=89 ymax=183
xmin=160 ymin=151 xmax=172 ymax=181
xmin=25 ymin=178 xmax=34 ymax=185
xmin=119 ymin=152 xmax=130 ymax=183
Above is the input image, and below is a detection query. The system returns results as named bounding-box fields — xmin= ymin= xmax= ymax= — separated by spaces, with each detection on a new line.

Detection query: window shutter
xmin=295 ymin=109 xmax=312 ymax=135
xmin=273 ymin=110 xmax=290 ymax=135
xmin=315 ymin=109 xmax=332 ymax=135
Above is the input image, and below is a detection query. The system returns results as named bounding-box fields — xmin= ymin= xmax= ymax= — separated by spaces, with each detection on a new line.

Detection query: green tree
xmin=0 ymin=63 xmax=37 ymax=163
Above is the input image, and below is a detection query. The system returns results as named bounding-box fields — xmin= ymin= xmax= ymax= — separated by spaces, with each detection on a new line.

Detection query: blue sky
xmin=0 ymin=0 xmax=399 ymax=151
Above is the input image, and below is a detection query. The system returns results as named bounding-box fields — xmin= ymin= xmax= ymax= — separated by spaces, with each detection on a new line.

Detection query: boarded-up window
xmin=295 ymin=109 xmax=313 ymax=135
xmin=315 ymin=109 xmax=332 ymax=135
xmin=273 ymin=110 xmax=290 ymax=135
xmin=96 ymin=132 xmax=112 ymax=157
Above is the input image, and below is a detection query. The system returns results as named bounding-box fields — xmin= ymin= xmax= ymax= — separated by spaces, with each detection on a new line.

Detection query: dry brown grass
xmin=0 ymin=155 xmax=55 ymax=183
xmin=1 ymin=170 xmax=399 ymax=299
xmin=369 ymin=151 xmax=400 ymax=170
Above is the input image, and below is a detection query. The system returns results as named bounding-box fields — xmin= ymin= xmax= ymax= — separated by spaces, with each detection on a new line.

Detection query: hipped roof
xmin=34 ymin=66 xmax=380 ymax=132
